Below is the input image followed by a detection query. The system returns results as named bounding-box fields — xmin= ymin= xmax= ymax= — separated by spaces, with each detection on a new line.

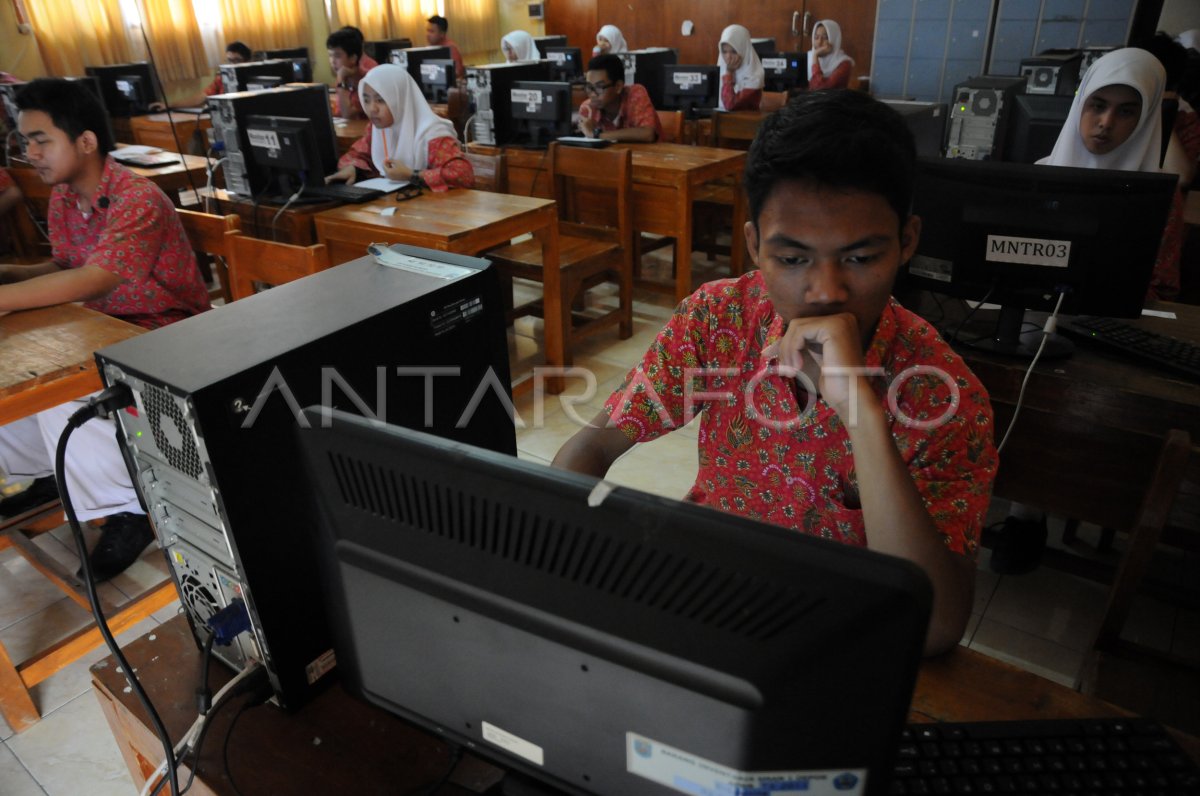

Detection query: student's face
xmin=813 ymin=25 xmax=829 ymax=50
xmin=328 ymin=47 xmax=358 ymax=73
xmin=17 ymin=110 xmax=95 ymax=185
xmin=502 ymin=41 xmax=518 ymax=62
xmin=226 ymin=50 xmax=247 ymax=65
xmin=361 ymin=84 xmax=394 ymax=129
xmin=744 ymin=179 xmax=920 ymax=347
xmin=426 ymin=24 xmax=444 ymax=45
xmin=720 ymin=43 xmax=743 ymax=71
xmin=584 ymin=69 xmax=621 ymax=108
xmin=596 ymin=35 xmax=611 ymax=53
xmin=1079 ymin=84 xmax=1142 ymax=155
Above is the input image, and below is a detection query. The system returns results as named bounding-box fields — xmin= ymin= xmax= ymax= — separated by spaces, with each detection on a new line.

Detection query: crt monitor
xmin=299 ymin=409 xmax=932 ymax=796
xmin=660 ymin=64 xmax=720 ymax=119
xmin=391 ymin=46 xmax=452 ymax=87
xmin=219 ymin=59 xmax=297 ymax=92
xmin=86 ymin=62 xmax=159 ymax=116
xmin=509 ymin=80 xmax=572 ymax=146
xmin=903 ymin=157 xmax=1176 ymax=357
xmin=417 ymin=59 xmax=457 ymax=103
xmin=365 ymin=39 xmax=413 ymax=66
xmin=760 ymin=51 xmax=807 ymax=92
xmin=544 ymin=46 xmax=583 ymax=82
xmin=1002 ymin=94 xmax=1072 ymax=164
xmin=260 ymin=47 xmax=313 ymax=83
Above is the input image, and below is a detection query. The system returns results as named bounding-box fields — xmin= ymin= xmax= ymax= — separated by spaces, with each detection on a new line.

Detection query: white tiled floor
xmin=1 ymin=244 xmax=1194 ymax=794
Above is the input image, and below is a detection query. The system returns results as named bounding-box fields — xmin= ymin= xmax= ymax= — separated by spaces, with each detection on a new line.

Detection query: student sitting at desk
xmin=808 ymin=20 xmax=854 ymax=90
xmin=553 ymin=90 xmax=998 ymax=656
xmin=173 ymin=40 xmax=252 ymax=108
xmin=577 ymin=54 xmax=661 ymax=143
xmin=325 ymin=65 xmax=473 ymax=192
xmin=0 ymin=79 xmax=210 ymax=580
xmin=426 ymin=15 xmax=465 ymax=85
xmin=501 ymin=31 xmax=541 ymax=63
xmin=717 ymin=25 xmax=764 ymax=112
xmin=593 ymin=24 xmax=628 ymax=57
xmin=328 ymin=27 xmax=376 ymax=119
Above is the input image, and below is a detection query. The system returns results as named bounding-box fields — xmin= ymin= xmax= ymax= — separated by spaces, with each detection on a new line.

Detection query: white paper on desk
xmin=113 ymin=145 xmax=165 ymax=156
xmin=353 ymin=177 xmax=409 ymax=193
xmin=1141 ymin=308 xmax=1177 ymax=319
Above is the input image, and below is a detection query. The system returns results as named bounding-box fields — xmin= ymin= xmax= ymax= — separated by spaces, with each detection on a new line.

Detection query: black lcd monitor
xmin=299 ymin=408 xmax=932 ymax=796
xmin=260 ymin=47 xmax=313 ymax=83
xmin=219 ymin=59 xmax=297 ymax=93
xmin=509 ymin=80 xmax=571 ymax=147
xmin=390 ymin=45 xmax=452 ymax=88
xmin=760 ymin=51 xmax=807 ymax=92
xmin=417 ymin=59 xmax=457 ymax=103
xmin=751 ymin=37 xmax=776 ymax=58
xmin=883 ymin=100 xmax=948 ymax=158
xmin=661 ymin=64 xmax=720 ymax=119
xmin=1002 ymin=94 xmax=1072 ymax=164
xmin=903 ymin=157 xmax=1176 ymax=357
xmin=534 ymin=34 xmax=568 ymax=50
xmin=86 ymin=62 xmax=159 ymax=117
xmin=244 ymin=114 xmax=328 ymax=198
xmin=365 ymin=39 xmax=414 ymax=66
xmin=545 ymin=46 xmax=583 ymax=82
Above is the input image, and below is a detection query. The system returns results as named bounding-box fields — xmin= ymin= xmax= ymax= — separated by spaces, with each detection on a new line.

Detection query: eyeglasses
xmin=584 ymin=81 xmax=614 ymax=95
xmin=394 ymin=184 xmax=424 ymax=202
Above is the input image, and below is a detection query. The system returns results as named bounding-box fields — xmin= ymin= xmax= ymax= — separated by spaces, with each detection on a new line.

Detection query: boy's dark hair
xmin=586 ymin=54 xmax=624 ymax=84
xmin=744 ymin=89 xmax=915 ymax=227
xmin=326 ymin=28 xmax=363 ymax=59
xmin=428 ymin=15 xmax=448 ymax=33
xmin=1136 ymin=32 xmax=1187 ymax=91
xmin=15 ymin=78 xmax=115 ymax=156
xmin=226 ymin=41 xmax=252 ymax=60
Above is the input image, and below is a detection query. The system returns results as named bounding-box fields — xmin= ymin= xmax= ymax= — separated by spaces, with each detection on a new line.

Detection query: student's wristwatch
xmin=411 ymin=170 xmax=425 ymax=188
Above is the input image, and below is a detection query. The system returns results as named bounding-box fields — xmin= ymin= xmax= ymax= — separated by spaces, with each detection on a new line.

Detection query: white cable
xmin=137 ymin=659 xmax=264 ymax=796
xmin=203 ymin=157 xmax=226 ymax=214
xmin=996 ymin=291 xmax=1067 ymax=455
xmin=271 ymin=184 xmax=305 ymax=241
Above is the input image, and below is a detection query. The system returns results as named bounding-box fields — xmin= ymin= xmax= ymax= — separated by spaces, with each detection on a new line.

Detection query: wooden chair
xmin=656 ymin=110 xmax=684 ymax=144
xmin=464 ymin=151 xmax=507 ymax=193
xmin=226 ymin=234 xmax=332 ymax=300
xmin=177 ymin=208 xmax=239 ymax=303
xmin=6 ymin=166 xmax=53 ymax=259
xmin=445 ymin=87 xmax=471 ymax=140
xmin=486 ymin=143 xmax=634 ymax=367
xmin=760 ymin=91 xmax=788 ymax=113
xmin=711 ymin=110 xmax=767 ymax=151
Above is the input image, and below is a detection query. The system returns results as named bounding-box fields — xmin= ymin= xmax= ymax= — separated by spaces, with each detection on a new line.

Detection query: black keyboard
xmin=1059 ymin=315 xmax=1200 ymax=382
xmin=892 ymin=718 xmax=1200 ymax=795
xmin=304 ymin=183 xmax=384 ymax=203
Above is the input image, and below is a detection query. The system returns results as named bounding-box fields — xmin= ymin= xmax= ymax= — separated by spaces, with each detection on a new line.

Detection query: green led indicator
xmin=136 ymin=431 xmax=143 ymax=438
xmin=960 ymin=105 xmax=966 ymax=111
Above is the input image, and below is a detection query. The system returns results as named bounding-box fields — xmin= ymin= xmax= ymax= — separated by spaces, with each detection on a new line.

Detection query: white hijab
xmin=810 ymin=20 xmax=854 ymax=77
xmin=1177 ymin=29 xmax=1200 ymax=53
xmin=597 ymin=25 xmax=628 ymax=54
xmin=1039 ymin=48 xmax=1165 ymax=173
xmin=359 ymin=64 xmax=457 ymax=175
xmin=501 ymin=30 xmax=541 ymax=62
xmin=717 ymin=24 xmax=764 ymax=110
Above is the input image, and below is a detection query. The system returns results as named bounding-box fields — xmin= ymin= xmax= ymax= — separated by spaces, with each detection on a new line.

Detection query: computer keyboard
xmin=303 ymin=183 xmax=384 ymax=203
xmin=891 ymin=717 xmax=1200 ymax=795
xmin=1058 ymin=315 xmax=1200 ymax=382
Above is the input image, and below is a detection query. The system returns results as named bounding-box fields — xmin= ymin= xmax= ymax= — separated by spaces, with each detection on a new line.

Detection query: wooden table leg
xmin=0 ymin=641 xmax=40 ymax=734
xmin=675 ymin=183 xmax=694 ymax=303
xmin=534 ymin=215 xmax=567 ymax=395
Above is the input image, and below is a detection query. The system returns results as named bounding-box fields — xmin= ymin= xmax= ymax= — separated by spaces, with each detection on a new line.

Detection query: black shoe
xmin=80 ymin=512 xmax=155 ymax=582
xmin=988 ymin=514 xmax=1048 ymax=575
xmin=0 ymin=477 xmax=60 ymax=519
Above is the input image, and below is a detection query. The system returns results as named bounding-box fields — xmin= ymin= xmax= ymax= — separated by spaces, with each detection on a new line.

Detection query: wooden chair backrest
xmin=227 ymin=233 xmax=331 ymax=300
xmin=760 ymin=91 xmax=788 ymax=113
xmin=712 ymin=111 xmax=766 ymax=150
xmin=177 ymin=209 xmax=239 ymax=257
xmin=656 ymin=110 xmax=684 ymax=144
xmin=464 ymin=151 xmax=507 ymax=193
xmin=6 ymin=167 xmax=54 ymax=257
xmin=550 ymin=143 xmax=633 ymax=245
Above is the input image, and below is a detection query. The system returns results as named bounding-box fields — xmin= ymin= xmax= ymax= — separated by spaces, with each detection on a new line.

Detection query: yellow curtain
xmin=329 ymin=0 xmax=439 ymax=42
xmin=216 ymin=0 xmax=311 ymax=52
xmin=26 ymin=0 xmax=135 ymax=75
xmin=134 ymin=0 xmax=209 ymax=81
xmin=442 ymin=0 xmax=498 ymax=60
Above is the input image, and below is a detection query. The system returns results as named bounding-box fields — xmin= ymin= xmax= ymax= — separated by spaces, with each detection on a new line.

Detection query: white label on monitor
xmin=909 ymin=254 xmax=953 ymax=283
xmin=483 ymin=721 xmax=544 ymax=766
xmin=548 ymin=51 xmax=566 ymax=65
xmin=762 ymin=58 xmax=787 ymax=71
xmin=985 ymin=235 xmax=1071 ymax=267
xmin=511 ymin=88 xmax=543 ymax=105
xmin=626 ymin=733 xmax=867 ymax=795
xmin=420 ymin=63 xmax=442 ymax=80
xmin=673 ymin=72 xmax=703 ymax=87
xmin=116 ymin=80 xmax=133 ymax=93
xmin=247 ymin=129 xmax=280 ymax=151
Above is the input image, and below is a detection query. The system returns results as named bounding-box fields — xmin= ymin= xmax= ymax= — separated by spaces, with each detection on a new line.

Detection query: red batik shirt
xmin=338 ymin=134 xmax=474 ymax=191
xmin=0 ymin=167 xmax=12 ymax=192
xmin=809 ymin=60 xmax=852 ymax=90
xmin=603 ymin=271 xmax=997 ymax=557
xmin=47 ymin=156 xmax=211 ymax=329
xmin=579 ymin=83 xmax=663 ymax=140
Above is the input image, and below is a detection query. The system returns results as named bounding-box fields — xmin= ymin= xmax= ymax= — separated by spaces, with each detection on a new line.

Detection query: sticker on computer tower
xmin=483 ymin=721 xmax=544 ymax=765
xmin=673 ymin=72 xmax=703 ymax=87
xmin=626 ymin=732 xmax=867 ymax=795
xmin=985 ymin=235 xmax=1071 ymax=267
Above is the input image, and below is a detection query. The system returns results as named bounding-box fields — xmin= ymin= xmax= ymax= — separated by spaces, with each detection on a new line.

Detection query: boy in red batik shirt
xmin=578 ymin=54 xmax=661 ymax=143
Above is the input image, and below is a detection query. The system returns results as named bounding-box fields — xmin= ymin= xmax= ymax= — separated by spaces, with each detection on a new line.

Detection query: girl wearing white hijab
xmin=717 ymin=25 xmax=764 ymax=112
xmin=501 ymin=30 xmax=541 ymax=63
xmin=1040 ymin=48 xmax=1180 ymax=300
xmin=808 ymin=20 xmax=854 ymax=90
xmin=327 ymin=64 xmax=473 ymax=191
xmin=594 ymin=25 xmax=628 ymax=56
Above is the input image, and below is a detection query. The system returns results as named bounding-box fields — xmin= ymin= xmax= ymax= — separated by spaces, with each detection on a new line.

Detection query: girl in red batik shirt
xmin=326 ymin=64 xmax=473 ymax=192
xmin=808 ymin=20 xmax=854 ymax=90
xmin=717 ymin=25 xmax=763 ymax=112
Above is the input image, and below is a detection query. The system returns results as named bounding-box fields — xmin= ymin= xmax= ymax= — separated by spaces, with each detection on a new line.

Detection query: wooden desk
xmin=128 ymin=112 xmax=213 ymax=154
xmin=0 ymin=305 xmax=174 ymax=735
xmin=197 ymin=188 xmax=337 ymax=245
xmin=313 ymin=190 xmax=566 ymax=384
xmin=92 ymin=614 xmax=1200 ymax=795
xmin=332 ymin=118 xmax=368 ymax=158
xmin=469 ymin=142 xmax=747 ymax=302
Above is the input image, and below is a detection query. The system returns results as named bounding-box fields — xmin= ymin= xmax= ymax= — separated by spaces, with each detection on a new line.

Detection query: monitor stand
xmin=483 ymin=771 xmax=569 ymax=796
xmin=961 ymin=303 xmax=1073 ymax=359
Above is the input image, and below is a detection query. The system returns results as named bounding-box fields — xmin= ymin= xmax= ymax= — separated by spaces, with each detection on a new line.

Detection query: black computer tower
xmin=618 ymin=47 xmax=678 ymax=110
xmin=95 ymin=250 xmax=517 ymax=708
xmin=1020 ymin=52 xmax=1082 ymax=96
xmin=945 ymin=75 xmax=1026 ymax=160
xmin=466 ymin=61 xmax=550 ymax=145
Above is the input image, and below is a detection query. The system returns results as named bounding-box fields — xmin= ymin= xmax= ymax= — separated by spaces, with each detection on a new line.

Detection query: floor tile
xmin=1117 ymin=594 xmax=1176 ymax=653
xmin=960 ymin=613 xmax=983 ymax=647
xmin=982 ymin=567 xmax=1108 ymax=651
xmin=0 ymin=550 xmax=70 ymax=633
xmin=0 ymin=711 xmax=12 ymax=743
xmin=7 ymin=692 xmax=135 ymax=796
xmin=972 ymin=566 xmax=1000 ymax=617
xmin=1173 ymin=608 xmax=1200 ymax=659
xmin=0 ymin=742 xmax=44 ymax=796
xmin=969 ymin=618 xmax=1086 ymax=688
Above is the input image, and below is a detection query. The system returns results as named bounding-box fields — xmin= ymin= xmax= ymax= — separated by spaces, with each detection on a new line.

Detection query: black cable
xmin=402 ymin=743 xmax=464 ymax=796
xmin=56 ymin=388 xmax=180 ymax=796
xmin=197 ymin=631 xmax=215 ymax=714
xmin=949 ymin=282 xmax=998 ymax=345
xmin=135 ymin=22 xmax=199 ymax=201
xmin=222 ymin=697 xmax=257 ymax=796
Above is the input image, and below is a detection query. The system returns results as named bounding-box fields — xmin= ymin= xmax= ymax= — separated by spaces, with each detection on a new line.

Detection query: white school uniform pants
xmin=0 ymin=397 xmax=142 ymax=522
